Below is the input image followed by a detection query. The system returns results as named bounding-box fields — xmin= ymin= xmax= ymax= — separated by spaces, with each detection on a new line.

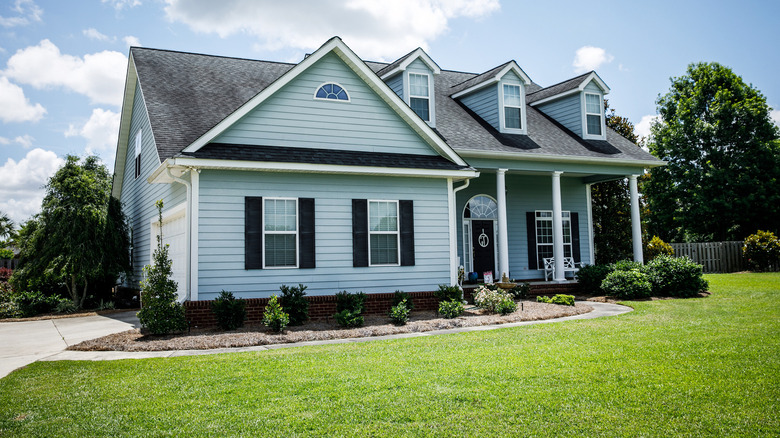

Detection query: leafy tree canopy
xmin=644 ymin=62 xmax=780 ymax=242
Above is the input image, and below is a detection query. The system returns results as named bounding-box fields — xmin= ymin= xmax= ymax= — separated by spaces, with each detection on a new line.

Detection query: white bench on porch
xmin=543 ymin=257 xmax=581 ymax=281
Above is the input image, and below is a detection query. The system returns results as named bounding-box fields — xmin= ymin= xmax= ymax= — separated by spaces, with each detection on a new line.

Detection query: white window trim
xmin=582 ymin=92 xmax=606 ymax=140
xmin=405 ymin=71 xmax=435 ymax=127
xmin=498 ymin=82 xmax=527 ymax=134
xmin=312 ymin=82 xmax=351 ymax=102
xmin=262 ymin=197 xmax=299 ymax=269
xmin=368 ymin=199 xmax=401 ymax=267
xmin=461 ymin=194 xmax=499 ymax=276
xmin=534 ymin=210 xmax=572 ymax=270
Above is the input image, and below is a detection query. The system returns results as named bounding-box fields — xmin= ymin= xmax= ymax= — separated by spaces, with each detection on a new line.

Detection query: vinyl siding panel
xmin=119 ymin=80 xmax=187 ymax=289
xmin=460 ymin=85 xmax=499 ymax=130
xmin=584 ymin=81 xmax=602 ymax=93
xmin=536 ymin=93 xmax=582 ymax=136
xmin=455 ymin=173 xmax=590 ymax=281
xmin=196 ymin=170 xmax=451 ymax=300
xmin=215 ymin=52 xmax=436 ymax=156
xmin=386 ymin=73 xmax=403 ymax=99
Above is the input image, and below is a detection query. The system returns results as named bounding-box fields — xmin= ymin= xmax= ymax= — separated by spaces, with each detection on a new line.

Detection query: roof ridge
xmin=527 ymin=71 xmax=593 ymax=96
xmin=448 ymin=60 xmax=513 ymax=89
xmin=131 ymin=46 xmax=298 ymax=66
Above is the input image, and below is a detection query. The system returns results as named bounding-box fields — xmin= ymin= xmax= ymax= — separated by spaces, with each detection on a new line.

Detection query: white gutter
xmin=449 ymin=178 xmax=472 ymax=285
xmin=165 ymin=167 xmax=192 ymax=302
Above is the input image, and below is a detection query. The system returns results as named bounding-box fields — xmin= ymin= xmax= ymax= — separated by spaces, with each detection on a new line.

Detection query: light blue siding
xmin=460 ymin=85 xmax=499 ymax=130
xmin=536 ymin=93 xmax=582 ymax=136
xmin=119 ymin=80 xmax=187 ymax=287
xmin=455 ymin=173 xmax=590 ymax=281
xmin=197 ymin=170 xmax=451 ymax=300
xmin=584 ymin=81 xmax=602 ymax=93
xmin=215 ymin=52 xmax=436 ymax=156
xmin=386 ymin=73 xmax=403 ymax=99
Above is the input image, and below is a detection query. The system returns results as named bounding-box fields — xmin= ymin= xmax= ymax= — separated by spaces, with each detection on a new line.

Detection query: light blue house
xmin=112 ymin=37 xmax=663 ymax=302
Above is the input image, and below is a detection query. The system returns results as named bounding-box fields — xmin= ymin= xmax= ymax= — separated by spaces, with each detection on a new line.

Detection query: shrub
xmin=0 ymin=267 xmax=12 ymax=282
xmin=645 ymin=236 xmax=675 ymax=261
xmin=743 ymin=230 xmax=780 ymax=272
xmin=438 ymin=300 xmax=464 ymax=318
xmin=435 ymin=284 xmax=463 ymax=302
xmin=263 ymin=295 xmax=289 ymax=332
xmin=279 ymin=284 xmax=309 ymax=325
xmin=601 ymin=269 xmax=652 ymax=299
xmin=389 ymin=299 xmax=410 ymax=325
xmin=508 ymin=282 xmax=529 ymax=299
xmin=611 ymin=259 xmax=645 ymax=272
xmin=576 ymin=264 xmax=612 ymax=294
xmin=0 ymin=301 xmax=20 ymax=318
xmin=392 ymin=290 xmax=414 ymax=311
xmin=536 ymin=294 xmax=575 ymax=306
xmin=473 ymin=286 xmax=516 ymax=314
xmin=55 ymin=299 xmax=77 ymax=314
xmin=211 ymin=290 xmax=247 ymax=330
xmin=334 ymin=291 xmax=366 ymax=328
xmin=334 ymin=309 xmax=364 ymax=327
xmin=137 ymin=200 xmax=187 ymax=335
xmin=537 ymin=295 xmax=552 ymax=304
xmin=98 ymin=300 xmax=115 ymax=311
xmin=12 ymin=290 xmax=63 ymax=317
xmin=646 ymin=254 xmax=708 ymax=297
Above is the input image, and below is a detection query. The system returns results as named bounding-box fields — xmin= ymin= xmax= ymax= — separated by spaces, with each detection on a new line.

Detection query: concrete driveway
xmin=0 ymin=311 xmax=139 ymax=379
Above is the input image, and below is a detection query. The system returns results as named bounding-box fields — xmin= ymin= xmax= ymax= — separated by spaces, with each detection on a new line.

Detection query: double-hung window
xmin=264 ymin=198 xmax=298 ymax=268
xmin=503 ymin=84 xmax=523 ymax=130
xmin=409 ymin=73 xmax=430 ymax=122
xmin=585 ymin=93 xmax=603 ymax=136
xmin=535 ymin=210 xmax=572 ymax=268
xmin=369 ymin=200 xmax=399 ymax=265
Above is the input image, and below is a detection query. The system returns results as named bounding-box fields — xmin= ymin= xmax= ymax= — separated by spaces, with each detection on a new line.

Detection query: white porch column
xmin=629 ymin=174 xmax=643 ymax=264
xmin=551 ymin=171 xmax=565 ymax=281
xmin=496 ymin=169 xmax=510 ymax=280
xmin=189 ymin=168 xmax=200 ymax=301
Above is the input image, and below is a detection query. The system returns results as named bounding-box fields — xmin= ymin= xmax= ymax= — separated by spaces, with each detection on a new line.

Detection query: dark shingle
xmin=525 ymin=71 xmax=592 ymax=104
xmin=448 ymin=61 xmax=514 ymax=96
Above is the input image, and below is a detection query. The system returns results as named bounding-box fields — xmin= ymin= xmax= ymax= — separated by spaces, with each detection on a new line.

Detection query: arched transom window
xmin=464 ymin=195 xmax=497 ymax=219
xmin=314 ymin=83 xmax=350 ymax=101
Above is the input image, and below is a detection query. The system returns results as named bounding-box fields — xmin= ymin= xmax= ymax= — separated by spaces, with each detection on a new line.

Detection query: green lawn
xmin=1 ymin=273 xmax=778 ymax=437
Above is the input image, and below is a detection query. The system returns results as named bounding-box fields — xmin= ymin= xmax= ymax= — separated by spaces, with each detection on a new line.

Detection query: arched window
xmin=314 ymin=83 xmax=350 ymax=101
xmin=463 ymin=195 xmax=497 ymax=219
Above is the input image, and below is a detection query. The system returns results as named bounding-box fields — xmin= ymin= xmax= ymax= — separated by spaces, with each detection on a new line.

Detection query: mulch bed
xmin=69 ymin=301 xmax=594 ymax=352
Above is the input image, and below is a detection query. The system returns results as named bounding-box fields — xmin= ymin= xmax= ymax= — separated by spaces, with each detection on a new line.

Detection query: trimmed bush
xmin=473 ymin=286 xmax=516 ymax=314
xmin=13 ymin=290 xmax=62 ymax=317
xmin=334 ymin=291 xmax=366 ymax=328
xmin=263 ymin=295 xmax=289 ymax=332
xmin=612 ymin=259 xmax=645 ymax=272
xmin=601 ymin=269 xmax=652 ymax=299
xmin=279 ymin=284 xmax=309 ymax=325
xmin=438 ymin=300 xmax=464 ymax=318
xmin=536 ymin=294 xmax=575 ymax=306
xmin=334 ymin=309 xmax=364 ymax=327
xmin=389 ymin=299 xmax=410 ymax=325
xmin=576 ymin=264 xmax=612 ymax=294
xmin=55 ymin=299 xmax=77 ymax=314
xmin=496 ymin=298 xmax=518 ymax=315
xmin=743 ymin=230 xmax=780 ymax=272
xmin=645 ymin=236 xmax=675 ymax=261
xmin=508 ymin=282 xmax=529 ymax=299
xmin=392 ymin=290 xmax=414 ymax=311
xmin=435 ymin=284 xmax=463 ymax=303
xmin=211 ymin=290 xmax=247 ymax=330
xmin=646 ymin=254 xmax=708 ymax=297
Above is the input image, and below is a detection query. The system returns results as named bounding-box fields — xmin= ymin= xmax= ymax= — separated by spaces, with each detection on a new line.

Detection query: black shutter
xmin=571 ymin=212 xmax=581 ymax=263
xmin=245 ymin=197 xmax=263 ymax=269
xmin=399 ymin=200 xmax=415 ymax=266
xmin=299 ymin=198 xmax=315 ymax=269
xmin=526 ymin=212 xmax=537 ymax=270
xmin=352 ymin=199 xmax=368 ymax=267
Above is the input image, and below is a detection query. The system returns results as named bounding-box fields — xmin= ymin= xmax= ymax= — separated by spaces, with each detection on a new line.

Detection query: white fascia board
xmin=181 ymin=37 xmax=467 ymax=168
xmin=455 ymin=149 xmax=666 ymax=168
xmin=379 ymin=48 xmax=441 ymax=80
xmin=579 ymin=71 xmax=610 ymax=94
xmin=148 ymin=157 xmax=479 ymax=184
xmin=111 ymin=54 xmax=139 ymax=199
xmin=451 ymin=61 xmax=531 ymax=99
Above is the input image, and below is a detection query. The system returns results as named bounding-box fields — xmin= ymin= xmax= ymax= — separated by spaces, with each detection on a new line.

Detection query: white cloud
xmin=573 ymin=46 xmax=614 ymax=74
xmin=65 ymin=108 xmax=120 ymax=156
xmin=0 ymin=137 xmax=10 ymax=145
xmin=3 ymin=39 xmax=127 ymax=106
xmin=635 ymin=114 xmax=660 ymax=139
xmin=0 ymin=148 xmax=63 ymax=223
xmin=103 ymin=0 xmax=142 ymax=10
xmin=770 ymin=109 xmax=780 ymax=127
xmin=14 ymin=134 xmax=34 ymax=149
xmin=0 ymin=76 xmax=46 ymax=122
xmin=0 ymin=0 xmax=42 ymax=27
xmin=83 ymin=28 xmax=114 ymax=42
xmin=123 ymin=35 xmax=141 ymax=47
xmin=164 ymin=0 xmax=500 ymax=60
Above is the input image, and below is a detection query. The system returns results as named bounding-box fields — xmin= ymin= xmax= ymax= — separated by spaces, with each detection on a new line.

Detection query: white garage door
xmin=152 ymin=206 xmax=188 ymax=302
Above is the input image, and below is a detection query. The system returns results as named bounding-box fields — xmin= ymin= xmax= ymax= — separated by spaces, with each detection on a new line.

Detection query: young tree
xmin=11 ymin=156 xmax=130 ymax=307
xmin=644 ymin=62 xmax=780 ymax=241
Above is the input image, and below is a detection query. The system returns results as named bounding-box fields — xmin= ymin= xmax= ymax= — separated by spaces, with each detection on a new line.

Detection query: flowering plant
xmin=473 ymin=285 xmax=516 ymax=315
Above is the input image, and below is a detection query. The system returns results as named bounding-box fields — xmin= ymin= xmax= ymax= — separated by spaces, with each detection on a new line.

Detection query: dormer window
xmin=503 ymin=84 xmax=523 ymax=130
xmin=409 ymin=73 xmax=430 ymax=122
xmin=585 ymin=93 xmax=603 ymax=136
xmin=314 ymin=83 xmax=350 ymax=101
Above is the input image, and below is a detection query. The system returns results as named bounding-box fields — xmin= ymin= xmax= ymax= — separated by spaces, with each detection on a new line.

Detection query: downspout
xmin=449 ymin=178 xmax=471 ymax=285
xmin=165 ymin=167 xmax=192 ymax=301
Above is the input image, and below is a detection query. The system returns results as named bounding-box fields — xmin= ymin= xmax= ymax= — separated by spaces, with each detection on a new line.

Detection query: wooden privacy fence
xmin=670 ymin=241 xmax=745 ymax=273
xmin=0 ymin=258 xmax=19 ymax=270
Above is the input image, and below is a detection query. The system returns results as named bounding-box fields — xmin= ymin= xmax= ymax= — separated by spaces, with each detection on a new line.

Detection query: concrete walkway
xmin=0 ymin=311 xmax=140 ymax=378
xmin=21 ymin=301 xmax=632 ymax=368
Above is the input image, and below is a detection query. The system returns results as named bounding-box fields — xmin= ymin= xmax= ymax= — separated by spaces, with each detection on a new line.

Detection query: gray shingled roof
xmin=448 ymin=61 xmax=513 ymax=96
xmin=132 ymin=47 xmax=661 ymax=166
xmin=526 ymin=71 xmax=591 ymax=104
xmin=375 ymin=48 xmax=417 ymax=77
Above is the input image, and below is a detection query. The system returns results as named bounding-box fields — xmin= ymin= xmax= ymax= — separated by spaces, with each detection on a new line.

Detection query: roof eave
xmin=379 ymin=47 xmax=442 ymax=80
xmin=451 ymin=61 xmax=532 ymax=99
xmin=110 ymin=52 xmax=139 ymax=199
xmin=455 ymin=149 xmax=666 ymax=168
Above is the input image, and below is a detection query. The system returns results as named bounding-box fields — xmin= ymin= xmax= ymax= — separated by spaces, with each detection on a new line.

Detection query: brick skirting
xmin=183 ymin=282 xmax=579 ymax=329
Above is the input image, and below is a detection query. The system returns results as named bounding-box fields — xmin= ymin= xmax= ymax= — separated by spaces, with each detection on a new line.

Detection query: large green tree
xmin=590 ymin=100 xmax=642 ymax=263
xmin=11 ymin=156 xmax=131 ymax=307
xmin=644 ymin=62 xmax=780 ymax=242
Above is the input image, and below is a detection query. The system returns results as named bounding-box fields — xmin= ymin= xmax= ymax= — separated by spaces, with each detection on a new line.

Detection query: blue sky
xmin=1 ymin=0 xmax=778 ymax=223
